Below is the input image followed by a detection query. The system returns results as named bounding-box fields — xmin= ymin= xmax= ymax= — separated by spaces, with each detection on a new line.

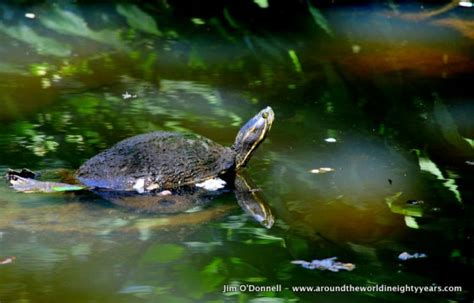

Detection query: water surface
xmin=0 ymin=2 xmax=473 ymax=302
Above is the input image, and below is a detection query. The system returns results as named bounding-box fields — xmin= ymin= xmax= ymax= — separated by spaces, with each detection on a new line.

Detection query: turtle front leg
xmin=234 ymin=172 xmax=274 ymax=229
xmin=6 ymin=169 xmax=86 ymax=193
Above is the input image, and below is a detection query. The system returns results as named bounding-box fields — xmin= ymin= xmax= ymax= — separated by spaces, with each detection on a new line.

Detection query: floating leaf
xmin=288 ymin=49 xmax=302 ymax=73
xmin=307 ymin=1 xmax=333 ymax=37
xmin=418 ymin=154 xmax=444 ymax=180
xmin=404 ymin=216 xmax=419 ymax=229
xmin=254 ymin=0 xmax=269 ymax=9
xmin=416 ymin=151 xmax=462 ymax=203
xmin=191 ymin=18 xmax=205 ymax=25
xmin=223 ymin=9 xmax=240 ymax=29
xmin=463 ymin=137 xmax=474 ymax=148
xmin=443 ymin=178 xmax=462 ymax=203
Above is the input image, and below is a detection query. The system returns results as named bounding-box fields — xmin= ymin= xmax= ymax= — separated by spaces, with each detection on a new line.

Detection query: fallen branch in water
xmin=389 ymin=0 xmax=458 ymax=21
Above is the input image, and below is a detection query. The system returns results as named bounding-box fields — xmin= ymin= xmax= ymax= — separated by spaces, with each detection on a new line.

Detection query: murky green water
xmin=0 ymin=2 xmax=473 ymax=302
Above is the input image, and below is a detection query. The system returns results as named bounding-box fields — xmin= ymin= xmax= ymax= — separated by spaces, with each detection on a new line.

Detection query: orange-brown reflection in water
xmin=390 ymin=0 xmax=458 ymax=21
xmin=0 ymin=75 xmax=57 ymax=121
xmin=282 ymin=195 xmax=404 ymax=245
xmin=387 ymin=0 xmax=474 ymax=40
xmin=434 ymin=18 xmax=474 ymax=40
xmin=336 ymin=43 xmax=474 ymax=79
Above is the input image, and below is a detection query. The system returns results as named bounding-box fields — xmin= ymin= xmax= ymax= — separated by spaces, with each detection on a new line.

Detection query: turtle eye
xmin=262 ymin=112 xmax=269 ymax=119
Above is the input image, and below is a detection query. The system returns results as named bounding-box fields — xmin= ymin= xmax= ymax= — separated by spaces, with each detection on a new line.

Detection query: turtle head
xmin=232 ymin=107 xmax=274 ymax=169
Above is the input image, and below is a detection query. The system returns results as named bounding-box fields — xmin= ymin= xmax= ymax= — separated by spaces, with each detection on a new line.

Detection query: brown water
xmin=0 ymin=2 xmax=473 ymax=302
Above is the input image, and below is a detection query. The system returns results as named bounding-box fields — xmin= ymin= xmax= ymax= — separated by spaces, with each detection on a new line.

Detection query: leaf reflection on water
xmin=416 ymin=151 xmax=462 ymax=204
xmin=116 ymin=4 xmax=161 ymax=36
xmin=40 ymin=7 xmax=122 ymax=47
xmin=0 ymin=23 xmax=71 ymax=57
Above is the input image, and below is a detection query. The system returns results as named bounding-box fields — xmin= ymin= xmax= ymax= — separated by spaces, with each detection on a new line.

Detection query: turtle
xmin=6 ymin=107 xmax=275 ymax=228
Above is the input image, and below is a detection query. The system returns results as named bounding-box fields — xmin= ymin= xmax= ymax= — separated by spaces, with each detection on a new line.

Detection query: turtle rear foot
xmin=6 ymin=168 xmax=38 ymax=180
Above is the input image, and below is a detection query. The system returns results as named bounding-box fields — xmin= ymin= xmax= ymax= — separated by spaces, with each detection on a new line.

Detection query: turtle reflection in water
xmin=7 ymin=107 xmax=275 ymax=228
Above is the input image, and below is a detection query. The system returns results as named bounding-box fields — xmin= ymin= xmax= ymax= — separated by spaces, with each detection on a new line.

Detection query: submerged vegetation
xmin=0 ymin=1 xmax=473 ymax=302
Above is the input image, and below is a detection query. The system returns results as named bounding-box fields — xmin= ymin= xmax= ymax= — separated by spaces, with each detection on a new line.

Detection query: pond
xmin=0 ymin=1 xmax=473 ymax=302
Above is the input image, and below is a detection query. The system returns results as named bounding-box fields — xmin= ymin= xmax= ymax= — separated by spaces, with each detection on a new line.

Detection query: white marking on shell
xmin=196 ymin=178 xmax=226 ymax=191
xmin=146 ymin=183 xmax=160 ymax=191
xmin=133 ymin=178 xmax=145 ymax=193
xmin=158 ymin=190 xmax=172 ymax=196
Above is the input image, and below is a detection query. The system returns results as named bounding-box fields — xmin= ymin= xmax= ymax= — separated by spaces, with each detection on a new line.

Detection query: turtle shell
xmin=75 ymin=132 xmax=236 ymax=192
